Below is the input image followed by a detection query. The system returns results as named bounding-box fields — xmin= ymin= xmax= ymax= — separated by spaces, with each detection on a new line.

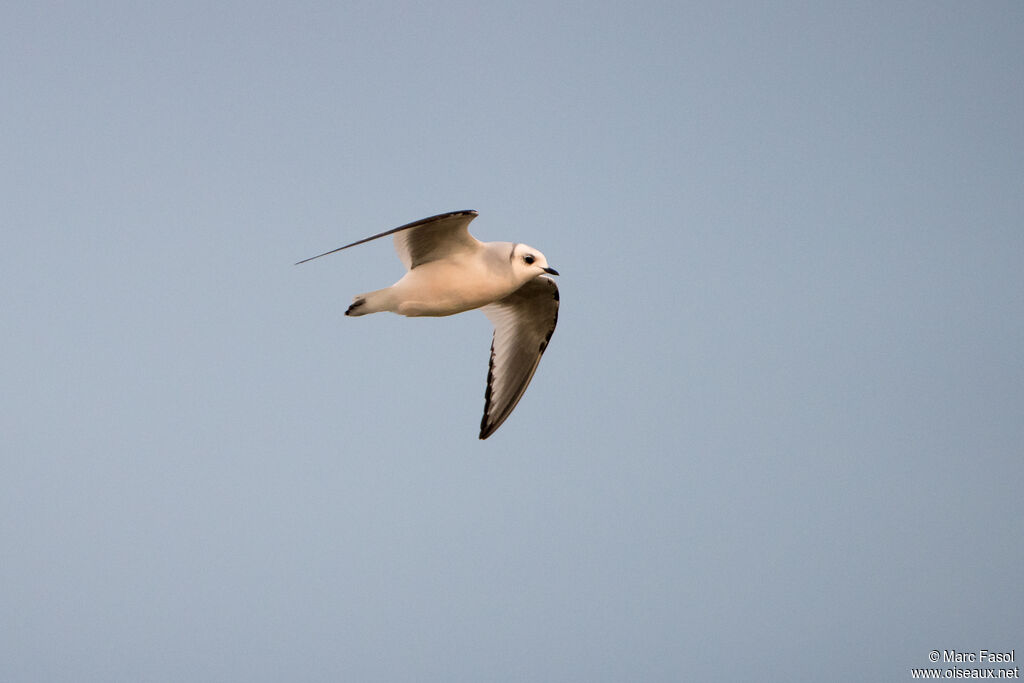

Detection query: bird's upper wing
xmin=479 ymin=275 xmax=559 ymax=440
xmin=295 ymin=210 xmax=480 ymax=269
xmin=391 ymin=211 xmax=480 ymax=270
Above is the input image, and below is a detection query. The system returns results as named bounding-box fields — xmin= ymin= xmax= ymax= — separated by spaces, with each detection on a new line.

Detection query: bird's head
xmin=511 ymin=243 xmax=559 ymax=281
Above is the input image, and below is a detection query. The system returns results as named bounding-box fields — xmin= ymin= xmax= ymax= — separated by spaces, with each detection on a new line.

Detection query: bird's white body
xmin=354 ymin=241 xmax=526 ymax=317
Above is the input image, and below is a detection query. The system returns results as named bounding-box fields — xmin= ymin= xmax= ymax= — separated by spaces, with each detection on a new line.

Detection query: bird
xmin=297 ymin=210 xmax=559 ymax=439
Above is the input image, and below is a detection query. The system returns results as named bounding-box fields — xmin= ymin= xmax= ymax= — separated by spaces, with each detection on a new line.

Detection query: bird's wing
xmin=295 ymin=210 xmax=480 ymax=269
xmin=391 ymin=211 xmax=480 ymax=270
xmin=479 ymin=275 xmax=559 ymax=439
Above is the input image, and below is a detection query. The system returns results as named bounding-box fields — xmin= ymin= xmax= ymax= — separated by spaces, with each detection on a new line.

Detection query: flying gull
xmin=297 ymin=210 xmax=559 ymax=439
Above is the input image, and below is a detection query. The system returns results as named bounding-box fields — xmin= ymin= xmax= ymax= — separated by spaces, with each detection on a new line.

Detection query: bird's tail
xmin=345 ymin=288 xmax=393 ymax=316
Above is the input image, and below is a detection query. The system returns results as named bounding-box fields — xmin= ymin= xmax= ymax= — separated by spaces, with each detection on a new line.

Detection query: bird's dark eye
xmin=523 ymin=254 xmax=535 ymax=265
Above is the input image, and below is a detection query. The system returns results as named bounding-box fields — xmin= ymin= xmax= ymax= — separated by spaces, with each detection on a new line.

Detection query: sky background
xmin=2 ymin=1 xmax=1022 ymax=681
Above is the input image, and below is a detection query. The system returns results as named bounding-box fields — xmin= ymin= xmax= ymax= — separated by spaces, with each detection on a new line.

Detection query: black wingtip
xmin=478 ymin=341 xmax=497 ymax=440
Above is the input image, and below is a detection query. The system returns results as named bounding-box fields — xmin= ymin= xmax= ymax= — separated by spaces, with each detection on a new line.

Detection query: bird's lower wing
xmin=479 ymin=276 xmax=560 ymax=439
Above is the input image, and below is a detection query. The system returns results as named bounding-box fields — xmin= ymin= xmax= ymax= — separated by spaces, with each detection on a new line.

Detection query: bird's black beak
xmin=543 ymin=267 xmax=559 ymax=276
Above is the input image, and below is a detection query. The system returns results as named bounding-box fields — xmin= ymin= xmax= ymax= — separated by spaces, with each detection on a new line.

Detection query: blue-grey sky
xmin=3 ymin=2 xmax=1022 ymax=681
